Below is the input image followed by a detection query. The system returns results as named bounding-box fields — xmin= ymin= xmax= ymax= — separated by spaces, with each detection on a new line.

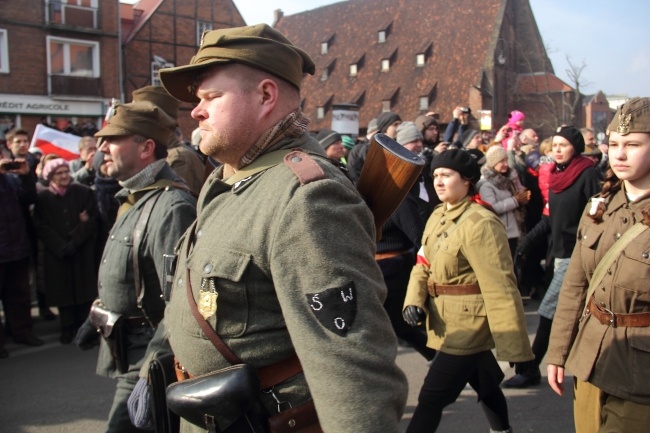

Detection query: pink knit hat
xmin=42 ymin=158 xmax=69 ymax=181
xmin=508 ymin=110 xmax=526 ymax=124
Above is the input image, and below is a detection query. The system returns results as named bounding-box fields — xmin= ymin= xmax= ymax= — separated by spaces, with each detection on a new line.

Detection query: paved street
xmin=1 ymin=298 xmax=573 ymax=432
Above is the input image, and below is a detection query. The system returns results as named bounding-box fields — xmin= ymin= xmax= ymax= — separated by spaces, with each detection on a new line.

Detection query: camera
xmin=2 ymin=161 xmax=21 ymax=171
xmin=460 ymin=107 xmax=470 ymax=114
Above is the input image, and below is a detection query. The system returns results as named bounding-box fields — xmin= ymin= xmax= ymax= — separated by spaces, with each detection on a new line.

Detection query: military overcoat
xmin=96 ymin=164 xmax=196 ymax=377
xmin=547 ymin=188 xmax=650 ymax=404
xmin=165 ymin=134 xmax=408 ymax=433
xmin=404 ymin=198 xmax=533 ymax=361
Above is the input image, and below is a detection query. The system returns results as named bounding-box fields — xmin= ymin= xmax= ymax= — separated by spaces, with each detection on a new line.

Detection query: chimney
xmin=273 ymin=9 xmax=284 ymax=26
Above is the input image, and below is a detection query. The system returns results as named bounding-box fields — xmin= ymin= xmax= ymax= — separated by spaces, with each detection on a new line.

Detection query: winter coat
xmin=33 ymin=183 xmax=98 ymax=306
xmin=477 ymin=167 xmax=525 ymax=240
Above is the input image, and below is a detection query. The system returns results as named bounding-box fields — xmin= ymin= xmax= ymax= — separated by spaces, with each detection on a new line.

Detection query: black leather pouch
xmin=166 ymin=363 xmax=267 ymax=433
xmin=149 ymin=353 xmax=180 ymax=433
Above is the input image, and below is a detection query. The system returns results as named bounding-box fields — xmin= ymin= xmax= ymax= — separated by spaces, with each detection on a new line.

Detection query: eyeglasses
xmin=53 ymin=170 xmax=71 ymax=176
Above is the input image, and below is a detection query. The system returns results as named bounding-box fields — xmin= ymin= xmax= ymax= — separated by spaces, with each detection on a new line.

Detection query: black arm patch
xmin=306 ymin=282 xmax=357 ymax=336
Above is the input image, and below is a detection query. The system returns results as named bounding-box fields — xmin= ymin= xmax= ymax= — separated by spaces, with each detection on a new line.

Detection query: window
xmin=378 ymin=31 xmax=386 ymax=43
xmin=0 ymin=29 xmax=8 ymax=74
xmin=317 ymin=106 xmax=325 ymax=119
xmin=381 ymin=59 xmax=390 ymax=72
xmin=349 ymin=63 xmax=357 ymax=77
xmin=47 ymin=36 xmax=99 ymax=77
xmin=321 ymin=42 xmax=328 ymax=55
xmin=419 ymin=96 xmax=429 ymax=111
xmin=416 ymin=53 xmax=426 ymax=67
xmin=197 ymin=21 xmax=213 ymax=45
xmin=382 ymin=100 xmax=391 ymax=112
xmin=151 ymin=61 xmax=175 ymax=86
xmin=321 ymin=68 xmax=328 ymax=81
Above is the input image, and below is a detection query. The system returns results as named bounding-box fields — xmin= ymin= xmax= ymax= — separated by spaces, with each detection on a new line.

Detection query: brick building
xmin=0 ymin=0 xmax=120 ymax=140
xmin=274 ymin=0 xmax=586 ymax=139
xmin=0 ymin=0 xmax=245 ymax=143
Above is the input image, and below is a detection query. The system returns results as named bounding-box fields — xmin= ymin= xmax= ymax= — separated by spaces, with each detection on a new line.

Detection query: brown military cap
xmin=608 ymin=97 xmax=650 ymax=135
xmin=159 ymin=23 xmax=316 ymax=103
xmin=132 ymin=85 xmax=180 ymax=121
xmin=95 ymin=101 xmax=176 ymax=147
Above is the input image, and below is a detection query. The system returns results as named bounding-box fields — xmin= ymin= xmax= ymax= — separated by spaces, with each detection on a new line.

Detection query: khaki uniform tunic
xmin=547 ymin=188 xmax=650 ymax=405
xmin=404 ymin=198 xmax=533 ymax=362
xmin=165 ymin=134 xmax=408 ymax=432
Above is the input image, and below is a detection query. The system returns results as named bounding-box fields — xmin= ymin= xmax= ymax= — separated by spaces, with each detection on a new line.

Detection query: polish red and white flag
xmin=30 ymin=124 xmax=80 ymax=160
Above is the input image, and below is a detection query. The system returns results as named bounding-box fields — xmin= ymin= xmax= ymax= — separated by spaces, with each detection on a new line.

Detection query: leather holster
xmin=89 ymin=301 xmax=128 ymax=373
xmin=149 ymin=352 xmax=180 ymax=433
xmin=166 ymin=363 xmax=268 ymax=433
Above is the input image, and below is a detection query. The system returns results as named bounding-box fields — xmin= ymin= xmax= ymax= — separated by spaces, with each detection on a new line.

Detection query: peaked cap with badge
xmin=160 ymin=24 xmax=316 ymax=103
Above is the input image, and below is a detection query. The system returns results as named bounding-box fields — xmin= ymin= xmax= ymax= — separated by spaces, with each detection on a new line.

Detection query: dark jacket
xmin=33 ymin=183 xmax=98 ymax=306
xmin=548 ymin=166 xmax=601 ymax=258
xmin=0 ymin=172 xmax=35 ymax=263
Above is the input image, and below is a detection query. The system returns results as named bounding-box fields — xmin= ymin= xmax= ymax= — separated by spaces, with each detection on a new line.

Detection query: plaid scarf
xmin=236 ymin=109 xmax=309 ymax=169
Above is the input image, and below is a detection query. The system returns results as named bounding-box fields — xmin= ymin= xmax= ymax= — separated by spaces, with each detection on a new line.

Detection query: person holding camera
xmin=0 ymin=153 xmax=43 ymax=358
xmin=443 ymin=106 xmax=471 ymax=148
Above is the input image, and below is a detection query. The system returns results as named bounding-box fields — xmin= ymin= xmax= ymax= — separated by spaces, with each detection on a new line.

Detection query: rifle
xmin=356 ymin=133 xmax=426 ymax=241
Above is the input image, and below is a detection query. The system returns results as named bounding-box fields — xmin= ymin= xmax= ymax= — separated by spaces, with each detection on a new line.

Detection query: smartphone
xmin=2 ymin=161 xmax=21 ymax=170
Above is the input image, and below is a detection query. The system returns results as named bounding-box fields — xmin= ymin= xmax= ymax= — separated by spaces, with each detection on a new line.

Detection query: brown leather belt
xmin=587 ymin=297 xmax=650 ymax=328
xmin=175 ymin=353 xmax=303 ymax=390
xmin=427 ymin=282 xmax=481 ymax=297
xmin=375 ymin=249 xmax=410 ymax=261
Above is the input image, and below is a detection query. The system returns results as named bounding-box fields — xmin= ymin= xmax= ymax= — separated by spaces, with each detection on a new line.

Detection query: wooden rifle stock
xmin=356 ymin=133 xmax=426 ymax=241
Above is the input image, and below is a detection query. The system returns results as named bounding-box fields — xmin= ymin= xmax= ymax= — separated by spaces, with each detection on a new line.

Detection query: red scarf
xmin=549 ymin=155 xmax=594 ymax=194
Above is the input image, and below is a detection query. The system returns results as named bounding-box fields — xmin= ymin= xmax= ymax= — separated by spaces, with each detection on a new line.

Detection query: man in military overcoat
xmin=81 ymin=101 xmax=197 ymax=432
xmin=159 ymin=24 xmax=408 ymax=432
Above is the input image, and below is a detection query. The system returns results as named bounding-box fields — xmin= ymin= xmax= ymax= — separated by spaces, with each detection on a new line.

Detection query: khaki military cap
xmin=608 ymin=97 xmax=650 ymax=135
xmin=132 ymin=85 xmax=180 ymax=120
xmin=159 ymin=23 xmax=316 ymax=103
xmin=95 ymin=101 xmax=176 ymax=147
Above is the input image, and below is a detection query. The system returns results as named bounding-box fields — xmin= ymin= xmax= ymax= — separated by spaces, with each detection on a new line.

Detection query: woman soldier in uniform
xmin=403 ymin=149 xmax=533 ymax=433
xmin=546 ymin=97 xmax=650 ymax=432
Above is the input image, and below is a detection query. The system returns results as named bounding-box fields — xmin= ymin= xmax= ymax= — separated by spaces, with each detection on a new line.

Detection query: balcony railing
xmin=50 ymin=75 xmax=102 ymax=97
xmin=46 ymin=1 xmax=98 ymax=30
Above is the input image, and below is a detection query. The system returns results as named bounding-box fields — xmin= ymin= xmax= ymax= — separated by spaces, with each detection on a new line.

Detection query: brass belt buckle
xmin=602 ymin=306 xmax=616 ymax=327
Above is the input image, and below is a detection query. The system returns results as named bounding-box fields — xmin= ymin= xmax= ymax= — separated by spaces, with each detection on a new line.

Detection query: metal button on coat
xmin=197 ymin=229 xmax=202 ymax=238
xmin=622 ymin=217 xmax=628 ymax=224
xmin=615 ymin=233 xmax=621 ymax=240
xmin=203 ymin=263 xmax=213 ymax=273
xmin=643 ymin=252 xmax=649 ymax=259
xmin=291 ymin=156 xmax=302 ymax=163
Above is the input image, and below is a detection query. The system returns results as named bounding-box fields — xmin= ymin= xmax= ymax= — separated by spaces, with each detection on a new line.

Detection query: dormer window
xmin=321 ymin=42 xmax=328 ymax=55
xmin=321 ymin=69 xmax=328 ymax=81
xmin=317 ymin=106 xmax=325 ymax=119
xmin=419 ymin=96 xmax=429 ymax=111
xmin=416 ymin=42 xmax=433 ymax=68
xmin=320 ymin=33 xmax=335 ymax=55
xmin=382 ymin=100 xmax=391 ymax=112
xmin=349 ymin=63 xmax=358 ymax=77
xmin=321 ymin=60 xmax=336 ymax=81
xmin=377 ymin=21 xmax=392 ymax=44
xmin=381 ymin=59 xmax=390 ymax=72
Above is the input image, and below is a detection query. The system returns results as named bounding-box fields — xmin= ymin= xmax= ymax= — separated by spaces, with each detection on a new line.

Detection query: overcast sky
xmin=228 ymin=0 xmax=650 ymax=98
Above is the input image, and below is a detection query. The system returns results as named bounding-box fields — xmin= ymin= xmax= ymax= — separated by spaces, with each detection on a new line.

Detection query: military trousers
xmin=574 ymin=378 xmax=650 ymax=433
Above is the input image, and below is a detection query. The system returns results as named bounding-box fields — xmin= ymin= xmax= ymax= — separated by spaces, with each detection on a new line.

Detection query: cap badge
xmin=617 ymin=112 xmax=631 ymax=135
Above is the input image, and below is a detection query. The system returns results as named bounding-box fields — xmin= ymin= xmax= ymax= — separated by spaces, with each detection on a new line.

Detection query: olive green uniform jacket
xmin=404 ymin=198 xmax=533 ymax=361
xmin=96 ymin=164 xmax=197 ymax=377
xmin=547 ymin=188 xmax=650 ymax=404
xmin=165 ymin=133 xmax=408 ymax=433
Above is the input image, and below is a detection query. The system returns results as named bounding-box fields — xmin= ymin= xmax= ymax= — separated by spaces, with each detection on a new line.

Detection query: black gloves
xmin=73 ymin=317 xmax=99 ymax=350
xmin=403 ymin=306 xmax=426 ymax=327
